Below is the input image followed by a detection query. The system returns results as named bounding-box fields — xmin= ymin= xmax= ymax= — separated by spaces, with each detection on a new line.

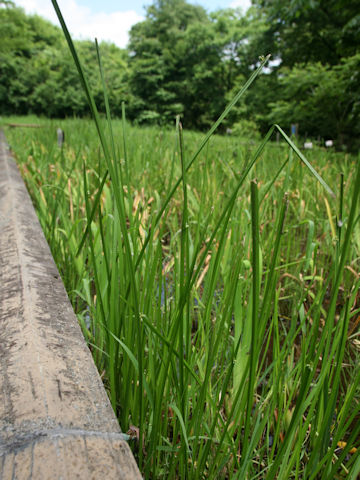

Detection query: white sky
xmin=14 ymin=0 xmax=252 ymax=48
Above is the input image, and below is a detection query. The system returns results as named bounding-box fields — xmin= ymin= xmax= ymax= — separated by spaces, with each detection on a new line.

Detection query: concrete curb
xmin=0 ymin=131 xmax=142 ymax=479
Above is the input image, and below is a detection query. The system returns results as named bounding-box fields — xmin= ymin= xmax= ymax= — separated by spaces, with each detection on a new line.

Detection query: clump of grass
xmin=5 ymin=2 xmax=360 ymax=477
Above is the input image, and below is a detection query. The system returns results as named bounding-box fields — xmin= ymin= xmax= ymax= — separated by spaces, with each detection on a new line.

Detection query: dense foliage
xmin=0 ymin=3 xmax=129 ymax=116
xmin=252 ymin=0 xmax=360 ymax=149
xmin=1 ymin=0 xmax=359 ymax=149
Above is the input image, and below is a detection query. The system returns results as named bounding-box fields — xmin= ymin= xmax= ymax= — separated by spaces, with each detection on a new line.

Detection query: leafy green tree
xmin=0 ymin=4 xmax=129 ymax=117
xmin=0 ymin=5 xmax=35 ymax=57
xmin=267 ymin=54 xmax=360 ymax=149
xmin=251 ymin=0 xmax=360 ymax=67
xmin=247 ymin=0 xmax=360 ymax=149
xmin=127 ymin=0 xmax=228 ymax=129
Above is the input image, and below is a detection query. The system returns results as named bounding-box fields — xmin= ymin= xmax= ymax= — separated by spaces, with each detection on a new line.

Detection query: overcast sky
xmin=14 ymin=0 xmax=252 ymax=48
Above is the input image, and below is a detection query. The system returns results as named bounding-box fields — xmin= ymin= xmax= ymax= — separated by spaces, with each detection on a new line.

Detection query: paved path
xmin=0 ymin=131 xmax=141 ymax=479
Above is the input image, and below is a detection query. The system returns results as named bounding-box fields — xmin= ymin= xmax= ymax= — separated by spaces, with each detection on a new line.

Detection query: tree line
xmin=0 ymin=0 xmax=359 ymax=150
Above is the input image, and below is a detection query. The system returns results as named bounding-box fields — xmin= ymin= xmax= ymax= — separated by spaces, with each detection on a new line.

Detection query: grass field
xmin=3 ymin=111 xmax=360 ymax=478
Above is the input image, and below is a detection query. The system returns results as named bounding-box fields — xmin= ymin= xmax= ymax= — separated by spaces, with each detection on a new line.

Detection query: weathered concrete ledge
xmin=0 ymin=131 xmax=141 ymax=479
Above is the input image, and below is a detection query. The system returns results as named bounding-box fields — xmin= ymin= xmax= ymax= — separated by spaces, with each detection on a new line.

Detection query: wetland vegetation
xmin=4 ymin=112 xmax=360 ymax=478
